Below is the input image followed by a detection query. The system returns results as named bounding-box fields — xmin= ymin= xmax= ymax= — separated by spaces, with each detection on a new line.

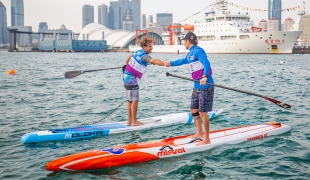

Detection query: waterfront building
xmin=268 ymin=0 xmax=281 ymax=31
xmin=141 ymin=14 xmax=146 ymax=29
xmin=11 ymin=0 xmax=24 ymax=26
xmin=78 ymin=23 xmax=163 ymax=49
xmin=268 ymin=18 xmax=279 ymax=32
xmin=82 ymin=4 xmax=94 ymax=28
xmin=98 ymin=4 xmax=108 ymax=27
xmin=39 ymin=24 xmax=106 ymax=52
xmin=258 ymin=19 xmax=268 ymax=32
xmin=299 ymin=15 xmax=310 ymax=45
xmin=9 ymin=26 xmax=32 ymax=46
xmin=108 ymin=0 xmax=140 ymax=30
xmin=0 ymin=1 xmax=9 ymax=44
xmin=282 ymin=17 xmax=294 ymax=32
xmin=123 ymin=11 xmax=134 ymax=32
xmin=42 ymin=24 xmax=73 ymax=40
xmin=156 ymin=13 xmax=173 ymax=31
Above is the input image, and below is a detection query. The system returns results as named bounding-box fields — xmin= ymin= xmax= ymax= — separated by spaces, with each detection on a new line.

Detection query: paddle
xmin=65 ymin=66 xmax=123 ymax=79
xmin=166 ymin=72 xmax=291 ymax=109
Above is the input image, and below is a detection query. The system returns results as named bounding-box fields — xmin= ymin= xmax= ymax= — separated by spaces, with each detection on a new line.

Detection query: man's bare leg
xmin=131 ymin=101 xmax=143 ymax=126
xmin=127 ymin=102 xmax=132 ymax=126
xmin=189 ymin=109 xmax=204 ymax=138
xmin=197 ymin=112 xmax=211 ymax=145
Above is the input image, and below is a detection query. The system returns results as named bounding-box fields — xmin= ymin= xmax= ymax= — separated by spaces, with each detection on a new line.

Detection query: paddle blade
xmin=65 ymin=70 xmax=83 ymax=79
xmin=264 ymin=96 xmax=291 ymax=109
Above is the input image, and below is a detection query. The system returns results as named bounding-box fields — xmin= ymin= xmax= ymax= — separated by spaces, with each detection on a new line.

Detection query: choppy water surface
xmin=0 ymin=51 xmax=309 ymax=179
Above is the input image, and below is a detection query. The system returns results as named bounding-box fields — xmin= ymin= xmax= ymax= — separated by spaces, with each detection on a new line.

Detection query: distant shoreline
xmin=1 ymin=48 xmax=308 ymax=54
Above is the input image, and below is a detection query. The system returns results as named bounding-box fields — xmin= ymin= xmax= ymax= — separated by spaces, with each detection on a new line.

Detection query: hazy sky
xmin=1 ymin=0 xmax=309 ymax=32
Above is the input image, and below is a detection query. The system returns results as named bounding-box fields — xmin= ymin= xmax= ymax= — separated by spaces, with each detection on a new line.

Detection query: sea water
xmin=0 ymin=51 xmax=309 ymax=179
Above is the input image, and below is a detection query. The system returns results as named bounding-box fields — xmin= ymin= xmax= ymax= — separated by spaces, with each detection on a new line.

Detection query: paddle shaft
xmin=83 ymin=66 xmax=123 ymax=73
xmin=166 ymin=72 xmax=291 ymax=109
xmin=65 ymin=66 xmax=122 ymax=79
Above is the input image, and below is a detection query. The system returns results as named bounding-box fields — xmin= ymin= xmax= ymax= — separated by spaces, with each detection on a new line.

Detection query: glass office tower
xmin=156 ymin=13 xmax=173 ymax=31
xmin=268 ymin=0 xmax=281 ymax=31
xmin=11 ymin=0 xmax=24 ymax=26
xmin=0 ymin=1 xmax=9 ymax=44
xmin=98 ymin=4 xmax=108 ymax=27
xmin=82 ymin=4 xmax=94 ymax=28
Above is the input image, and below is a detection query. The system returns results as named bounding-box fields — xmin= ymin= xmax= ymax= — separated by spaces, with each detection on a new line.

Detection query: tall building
xmin=282 ymin=17 xmax=294 ymax=32
xmin=36 ymin=22 xmax=48 ymax=40
xmin=141 ymin=14 xmax=146 ymax=29
xmin=146 ymin=15 xmax=153 ymax=28
xmin=38 ymin=22 xmax=48 ymax=32
xmin=258 ymin=19 xmax=268 ymax=32
xmin=0 ymin=1 xmax=9 ymax=44
xmin=82 ymin=4 xmax=94 ymax=28
xmin=156 ymin=13 xmax=173 ymax=31
xmin=299 ymin=15 xmax=310 ymax=44
xmin=123 ymin=11 xmax=134 ymax=32
xmin=98 ymin=4 xmax=108 ymax=27
xmin=268 ymin=0 xmax=281 ymax=31
xmin=11 ymin=0 xmax=24 ymax=26
xmin=268 ymin=18 xmax=279 ymax=32
xmin=108 ymin=0 xmax=141 ymax=30
xmin=149 ymin=15 xmax=153 ymax=23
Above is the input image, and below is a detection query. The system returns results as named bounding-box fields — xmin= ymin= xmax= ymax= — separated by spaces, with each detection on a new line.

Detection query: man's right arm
xmin=149 ymin=58 xmax=168 ymax=66
xmin=169 ymin=58 xmax=188 ymax=67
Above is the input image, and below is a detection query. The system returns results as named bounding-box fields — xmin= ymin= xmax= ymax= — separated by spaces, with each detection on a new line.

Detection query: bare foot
xmin=131 ymin=121 xmax=144 ymax=126
xmin=127 ymin=121 xmax=132 ymax=126
xmin=196 ymin=139 xmax=211 ymax=146
xmin=188 ymin=134 xmax=204 ymax=139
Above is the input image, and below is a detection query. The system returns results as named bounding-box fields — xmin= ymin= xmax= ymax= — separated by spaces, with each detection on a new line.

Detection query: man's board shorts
xmin=123 ymin=73 xmax=139 ymax=101
xmin=190 ymin=88 xmax=214 ymax=112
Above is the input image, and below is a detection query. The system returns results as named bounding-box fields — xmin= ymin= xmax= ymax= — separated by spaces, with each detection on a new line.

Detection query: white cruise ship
xmin=130 ymin=0 xmax=302 ymax=54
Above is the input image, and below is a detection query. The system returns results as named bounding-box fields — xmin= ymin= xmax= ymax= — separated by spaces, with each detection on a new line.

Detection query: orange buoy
xmin=8 ymin=69 xmax=16 ymax=75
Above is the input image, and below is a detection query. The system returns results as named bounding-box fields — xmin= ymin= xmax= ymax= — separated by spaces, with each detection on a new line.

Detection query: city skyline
xmin=0 ymin=0 xmax=309 ymax=33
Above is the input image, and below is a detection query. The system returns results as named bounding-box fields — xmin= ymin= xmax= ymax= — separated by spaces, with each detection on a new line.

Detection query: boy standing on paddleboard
xmin=166 ymin=32 xmax=214 ymax=145
xmin=123 ymin=37 xmax=169 ymax=126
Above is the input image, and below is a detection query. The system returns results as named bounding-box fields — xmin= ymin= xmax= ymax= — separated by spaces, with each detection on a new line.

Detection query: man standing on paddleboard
xmin=166 ymin=32 xmax=214 ymax=145
xmin=123 ymin=37 xmax=169 ymax=126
